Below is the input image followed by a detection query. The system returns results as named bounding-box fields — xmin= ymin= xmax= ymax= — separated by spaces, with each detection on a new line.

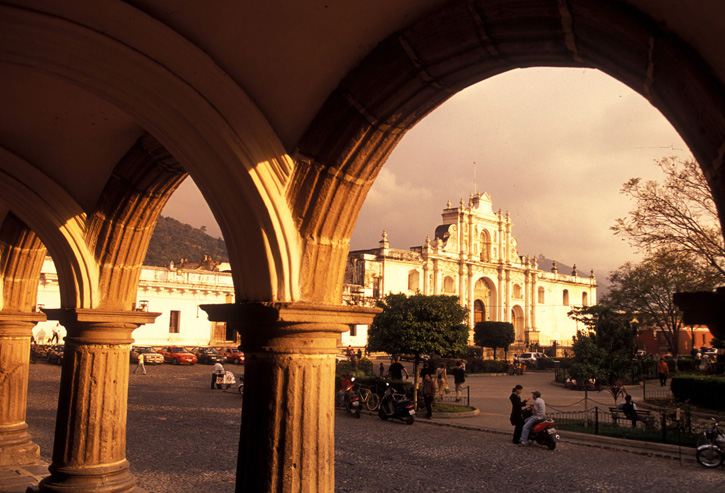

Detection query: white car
xmin=518 ymin=352 xmax=547 ymax=367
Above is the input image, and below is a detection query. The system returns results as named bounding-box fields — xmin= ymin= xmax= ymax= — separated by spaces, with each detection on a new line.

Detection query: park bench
xmin=608 ymin=406 xmax=653 ymax=428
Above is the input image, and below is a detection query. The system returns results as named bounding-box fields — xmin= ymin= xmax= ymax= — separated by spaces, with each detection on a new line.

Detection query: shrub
xmin=670 ymin=374 xmax=725 ymax=410
xmin=463 ymin=358 xmax=508 ymax=374
xmin=335 ymin=357 xmax=374 ymax=378
xmin=676 ymin=357 xmax=698 ymax=372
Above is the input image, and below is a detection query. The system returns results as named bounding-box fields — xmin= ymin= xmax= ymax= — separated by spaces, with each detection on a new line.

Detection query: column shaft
xmin=0 ymin=314 xmax=42 ymax=466
xmin=35 ymin=309 xmax=158 ymax=493
xmin=201 ymin=302 xmax=379 ymax=493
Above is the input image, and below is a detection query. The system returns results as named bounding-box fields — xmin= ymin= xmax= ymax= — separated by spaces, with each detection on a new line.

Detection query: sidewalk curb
xmin=415 ymin=418 xmax=697 ymax=462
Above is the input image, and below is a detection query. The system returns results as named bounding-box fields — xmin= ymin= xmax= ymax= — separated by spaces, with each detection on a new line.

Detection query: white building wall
xmin=32 ymin=258 xmax=234 ymax=347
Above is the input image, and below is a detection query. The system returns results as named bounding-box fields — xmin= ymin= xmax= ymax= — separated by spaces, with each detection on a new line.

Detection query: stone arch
xmin=474 ymin=277 xmax=497 ymax=322
xmin=0 ymin=3 xmax=299 ymax=303
xmin=0 ymin=146 xmax=99 ymax=309
xmin=292 ymin=0 xmax=725 ymax=293
xmin=511 ymin=304 xmax=525 ymax=342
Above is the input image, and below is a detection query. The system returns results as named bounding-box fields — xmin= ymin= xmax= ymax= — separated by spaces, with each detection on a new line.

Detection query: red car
xmin=220 ymin=347 xmax=245 ymax=364
xmin=158 ymin=346 xmax=197 ymax=365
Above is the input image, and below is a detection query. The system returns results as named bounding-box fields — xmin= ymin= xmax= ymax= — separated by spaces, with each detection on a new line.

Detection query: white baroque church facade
xmin=343 ymin=192 xmax=597 ymax=349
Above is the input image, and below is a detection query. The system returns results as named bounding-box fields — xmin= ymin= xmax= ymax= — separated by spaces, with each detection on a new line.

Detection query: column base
xmin=33 ymin=461 xmax=144 ymax=493
xmin=0 ymin=423 xmax=40 ymax=466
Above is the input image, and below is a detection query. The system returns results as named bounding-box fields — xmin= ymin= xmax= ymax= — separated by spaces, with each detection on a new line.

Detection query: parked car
xmin=220 ymin=347 xmax=245 ymax=364
xmin=158 ymin=346 xmax=197 ymax=365
xmin=191 ymin=346 xmax=225 ymax=365
xmin=47 ymin=344 xmax=64 ymax=365
xmin=701 ymin=347 xmax=718 ymax=356
xmin=518 ymin=352 xmax=547 ymax=368
xmin=130 ymin=346 xmax=165 ymax=365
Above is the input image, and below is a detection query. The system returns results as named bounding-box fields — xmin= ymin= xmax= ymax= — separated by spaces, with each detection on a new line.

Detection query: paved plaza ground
xmin=7 ymin=360 xmax=723 ymax=492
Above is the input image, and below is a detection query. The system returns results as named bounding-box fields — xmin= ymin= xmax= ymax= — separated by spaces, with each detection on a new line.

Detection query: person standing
xmin=509 ymin=385 xmax=528 ymax=444
xmin=379 ymin=362 xmax=385 ymax=377
xmin=422 ymin=372 xmax=435 ymax=419
xmin=520 ymin=390 xmax=545 ymax=445
xmin=212 ymin=361 xmax=225 ymax=389
xmin=435 ymin=363 xmax=448 ymax=400
xmin=133 ymin=352 xmax=146 ymax=375
xmin=50 ymin=324 xmax=60 ymax=344
xmin=657 ymin=358 xmax=669 ymax=387
xmin=452 ymin=360 xmax=466 ymax=402
xmin=387 ymin=357 xmax=408 ymax=380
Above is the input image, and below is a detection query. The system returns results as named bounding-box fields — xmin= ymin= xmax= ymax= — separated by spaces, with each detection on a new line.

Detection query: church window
xmin=408 ymin=270 xmax=420 ymax=291
xmin=480 ymin=230 xmax=491 ymax=262
xmin=582 ymin=292 xmax=588 ymax=306
xmin=513 ymin=284 xmax=522 ymax=298
xmin=443 ymin=276 xmax=455 ymax=293
xmin=537 ymin=286 xmax=545 ymax=304
xmin=563 ymin=289 xmax=570 ymax=306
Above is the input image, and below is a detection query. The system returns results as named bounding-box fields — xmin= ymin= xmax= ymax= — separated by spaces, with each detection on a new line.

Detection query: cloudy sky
xmin=162 ymin=67 xmax=691 ymax=285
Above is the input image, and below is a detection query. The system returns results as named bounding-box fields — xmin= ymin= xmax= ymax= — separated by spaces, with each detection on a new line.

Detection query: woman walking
xmin=509 ymin=385 xmax=528 ymax=444
xmin=435 ymin=363 xmax=448 ymax=400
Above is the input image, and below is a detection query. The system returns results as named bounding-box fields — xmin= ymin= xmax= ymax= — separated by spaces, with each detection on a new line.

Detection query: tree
xmin=567 ymin=305 xmax=638 ymax=385
xmin=368 ymin=293 xmax=469 ymax=405
xmin=473 ymin=321 xmax=514 ymax=360
xmin=612 ymin=157 xmax=725 ymax=276
xmin=604 ymin=248 xmax=722 ymax=355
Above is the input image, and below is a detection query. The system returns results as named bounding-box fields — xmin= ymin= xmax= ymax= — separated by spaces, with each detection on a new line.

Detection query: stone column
xmin=33 ymin=309 xmax=158 ymax=493
xmin=201 ymin=302 xmax=379 ymax=493
xmin=0 ymin=312 xmax=45 ymax=466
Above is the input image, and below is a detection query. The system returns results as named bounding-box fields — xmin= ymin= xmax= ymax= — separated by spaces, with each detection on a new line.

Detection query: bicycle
xmin=357 ymin=386 xmax=380 ymax=411
xmin=696 ymin=418 xmax=724 ymax=468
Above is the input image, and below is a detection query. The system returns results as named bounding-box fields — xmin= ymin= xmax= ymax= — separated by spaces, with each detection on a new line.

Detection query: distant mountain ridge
xmin=144 ymin=216 xmax=228 ymax=267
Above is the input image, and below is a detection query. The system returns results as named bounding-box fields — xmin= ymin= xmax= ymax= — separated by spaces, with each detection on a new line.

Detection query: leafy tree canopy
xmin=367 ymin=293 xmax=469 ymax=358
xmin=612 ymin=157 xmax=725 ymax=276
xmin=473 ymin=321 xmax=514 ymax=359
xmin=603 ymin=248 xmax=722 ymax=355
xmin=568 ymin=305 xmax=639 ymax=385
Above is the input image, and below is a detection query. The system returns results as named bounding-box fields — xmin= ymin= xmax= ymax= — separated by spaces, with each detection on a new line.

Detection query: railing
xmin=432 ymin=385 xmax=470 ymax=407
xmin=549 ymin=406 xmax=696 ymax=446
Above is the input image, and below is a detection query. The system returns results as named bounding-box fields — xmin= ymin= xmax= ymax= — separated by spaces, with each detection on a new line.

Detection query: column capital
xmin=201 ymin=302 xmax=380 ymax=352
xmin=0 ymin=311 xmax=46 ymax=337
xmin=41 ymin=308 xmax=160 ymax=344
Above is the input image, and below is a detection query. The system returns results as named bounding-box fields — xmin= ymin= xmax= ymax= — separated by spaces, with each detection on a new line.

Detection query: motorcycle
xmin=238 ymin=374 xmax=244 ymax=396
xmin=343 ymin=377 xmax=362 ymax=418
xmin=696 ymin=418 xmax=724 ymax=468
xmin=378 ymin=382 xmax=415 ymax=424
xmin=530 ymin=418 xmax=560 ymax=450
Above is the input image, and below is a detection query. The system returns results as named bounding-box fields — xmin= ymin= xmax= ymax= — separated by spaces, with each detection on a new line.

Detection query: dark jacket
xmin=509 ymin=392 xmax=526 ymax=425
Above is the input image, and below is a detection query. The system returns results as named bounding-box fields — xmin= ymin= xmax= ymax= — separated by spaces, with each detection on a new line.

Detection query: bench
xmin=608 ymin=406 xmax=653 ymax=428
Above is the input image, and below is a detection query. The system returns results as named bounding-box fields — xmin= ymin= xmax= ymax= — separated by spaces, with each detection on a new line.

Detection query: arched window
xmin=537 ymin=286 xmax=545 ymax=304
xmin=408 ymin=270 xmax=420 ymax=292
xmin=563 ymin=289 xmax=570 ymax=306
xmin=513 ymin=284 xmax=522 ymax=298
xmin=443 ymin=276 xmax=455 ymax=293
xmin=582 ymin=291 xmax=588 ymax=306
xmin=480 ymin=230 xmax=491 ymax=262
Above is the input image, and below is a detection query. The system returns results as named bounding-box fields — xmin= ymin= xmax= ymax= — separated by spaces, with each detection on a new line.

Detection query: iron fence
xmin=549 ymin=406 xmax=696 ymax=446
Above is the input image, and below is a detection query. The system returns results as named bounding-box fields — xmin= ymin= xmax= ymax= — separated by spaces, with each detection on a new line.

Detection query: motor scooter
xmin=530 ymin=418 xmax=560 ymax=450
xmin=343 ymin=377 xmax=362 ymax=418
xmin=378 ymin=382 xmax=415 ymax=424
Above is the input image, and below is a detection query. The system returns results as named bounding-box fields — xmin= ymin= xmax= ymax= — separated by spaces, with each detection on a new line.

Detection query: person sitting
xmin=618 ymin=394 xmax=643 ymax=427
xmin=520 ymin=390 xmax=545 ymax=445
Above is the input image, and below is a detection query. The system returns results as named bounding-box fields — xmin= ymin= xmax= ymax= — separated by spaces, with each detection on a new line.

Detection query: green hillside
xmin=144 ymin=216 xmax=228 ymax=266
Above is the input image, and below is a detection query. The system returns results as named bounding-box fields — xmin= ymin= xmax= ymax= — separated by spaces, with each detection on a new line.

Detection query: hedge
xmin=670 ymin=374 xmax=725 ymax=410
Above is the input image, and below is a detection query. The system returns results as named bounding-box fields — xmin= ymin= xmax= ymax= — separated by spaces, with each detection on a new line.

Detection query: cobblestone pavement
xmin=21 ymin=362 xmax=724 ymax=493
